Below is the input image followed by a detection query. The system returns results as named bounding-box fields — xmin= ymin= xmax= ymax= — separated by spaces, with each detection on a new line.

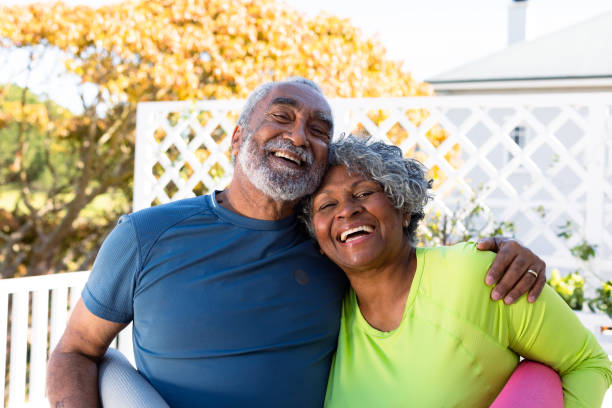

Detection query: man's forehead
xmin=264 ymin=83 xmax=331 ymax=115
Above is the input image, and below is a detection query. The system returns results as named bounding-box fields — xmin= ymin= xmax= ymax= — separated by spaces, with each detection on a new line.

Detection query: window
xmin=510 ymin=126 xmax=527 ymax=148
xmin=504 ymin=125 xmax=528 ymax=171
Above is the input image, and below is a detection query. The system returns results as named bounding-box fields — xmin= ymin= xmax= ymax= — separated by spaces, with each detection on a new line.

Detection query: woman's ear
xmin=403 ymin=215 xmax=411 ymax=228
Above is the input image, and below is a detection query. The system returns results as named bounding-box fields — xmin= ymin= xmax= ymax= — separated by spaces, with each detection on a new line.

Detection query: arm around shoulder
xmin=47 ymin=299 xmax=127 ymax=408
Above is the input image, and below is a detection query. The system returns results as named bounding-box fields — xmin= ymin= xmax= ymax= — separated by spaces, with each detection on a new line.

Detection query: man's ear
xmin=231 ymin=125 xmax=243 ymax=161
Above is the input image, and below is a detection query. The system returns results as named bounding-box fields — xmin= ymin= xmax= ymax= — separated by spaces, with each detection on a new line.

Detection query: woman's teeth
xmin=340 ymin=225 xmax=373 ymax=242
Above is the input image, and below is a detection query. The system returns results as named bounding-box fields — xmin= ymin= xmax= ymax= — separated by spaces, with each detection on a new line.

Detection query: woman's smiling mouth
xmin=338 ymin=225 xmax=374 ymax=243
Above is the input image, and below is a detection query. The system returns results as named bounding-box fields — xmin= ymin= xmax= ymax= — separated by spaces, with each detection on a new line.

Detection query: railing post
xmin=8 ymin=292 xmax=28 ymax=407
xmin=134 ymin=103 xmax=157 ymax=211
xmin=586 ymin=104 xmax=606 ymax=280
xmin=30 ymin=289 xmax=50 ymax=404
xmin=49 ymin=286 xmax=68 ymax=353
xmin=0 ymin=291 xmax=8 ymax=408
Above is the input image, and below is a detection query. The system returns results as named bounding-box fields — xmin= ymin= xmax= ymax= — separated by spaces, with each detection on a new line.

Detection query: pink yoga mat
xmin=490 ymin=360 xmax=563 ymax=408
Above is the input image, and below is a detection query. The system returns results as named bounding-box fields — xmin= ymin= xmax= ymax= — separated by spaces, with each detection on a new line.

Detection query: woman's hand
xmin=477 ymin=237 xmax=546 ymax=304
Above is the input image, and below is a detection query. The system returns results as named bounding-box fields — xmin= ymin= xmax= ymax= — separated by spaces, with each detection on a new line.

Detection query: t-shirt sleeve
xmin=81 ymin=215 xmax=140 ymax=323
xmin=504 ymin=274 xmax=612 ymax=407
xmin=449 ymin=242 xmax=612 ymax=407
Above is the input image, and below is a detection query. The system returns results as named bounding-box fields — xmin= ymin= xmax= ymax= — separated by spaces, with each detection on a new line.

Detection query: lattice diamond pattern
xmin=136 ymin=96 xmax=612 ymax=280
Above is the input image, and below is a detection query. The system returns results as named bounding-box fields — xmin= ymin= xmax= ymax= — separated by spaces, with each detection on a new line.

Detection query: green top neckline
xmin=352 ymin=247 xmax=426 ymax=338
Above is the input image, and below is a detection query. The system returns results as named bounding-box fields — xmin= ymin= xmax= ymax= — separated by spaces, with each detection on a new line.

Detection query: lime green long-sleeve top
xmin=324 ymin=243 xmax=612 ymax=407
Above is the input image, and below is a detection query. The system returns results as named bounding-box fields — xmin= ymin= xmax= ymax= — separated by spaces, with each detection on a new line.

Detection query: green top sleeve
xmin=459 ymin=242 xmax=612 ymax=407
xmin=506 ymin=280 xmax=612 ymax=407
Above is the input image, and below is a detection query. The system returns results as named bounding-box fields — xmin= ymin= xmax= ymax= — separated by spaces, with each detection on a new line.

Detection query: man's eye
xmin=310 ymin=126 xmax=330 ymax=139
xmin=272 ymin=113 xmax=290 ymax=121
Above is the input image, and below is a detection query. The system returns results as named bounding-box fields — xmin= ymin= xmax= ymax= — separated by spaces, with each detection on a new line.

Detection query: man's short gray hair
xmin=236 ymin=77 xmax=326 ymax=130
xmin=301 ymin=134 xmax=432 ymax=244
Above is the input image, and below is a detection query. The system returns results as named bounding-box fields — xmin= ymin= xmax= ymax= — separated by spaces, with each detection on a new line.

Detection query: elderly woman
xmin=302 ymin=135 xmax=612 ymax=407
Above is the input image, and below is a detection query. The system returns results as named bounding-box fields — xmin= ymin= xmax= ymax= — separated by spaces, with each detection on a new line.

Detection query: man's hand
xmin=47 ymin=300 xmax=127 ymax=408
xmin=477 ymin=237 xmax=546 ymax=304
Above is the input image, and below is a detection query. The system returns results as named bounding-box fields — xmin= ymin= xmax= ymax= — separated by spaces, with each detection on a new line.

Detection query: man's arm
xmin=47 ymin=299 xmax=127 ymax=408
xmin=477 ymin=237 xmax=546 ymax=304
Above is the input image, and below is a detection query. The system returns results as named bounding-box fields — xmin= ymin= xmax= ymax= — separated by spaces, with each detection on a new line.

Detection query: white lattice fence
xmin=135 ymin=93 xmax=612 ymax=284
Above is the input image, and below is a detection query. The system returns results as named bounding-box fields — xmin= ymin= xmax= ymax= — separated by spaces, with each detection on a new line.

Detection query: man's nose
xmin=283 ymin=121 xmax=308 ymax=147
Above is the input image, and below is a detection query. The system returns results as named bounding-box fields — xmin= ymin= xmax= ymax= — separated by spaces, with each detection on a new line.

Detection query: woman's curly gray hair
xmin=301 ymin=134 xmax=432 ymax=244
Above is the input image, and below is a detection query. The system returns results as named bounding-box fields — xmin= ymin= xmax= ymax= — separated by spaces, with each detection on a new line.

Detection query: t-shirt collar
xmin=209 ymin=190 xmax=298 ymax=231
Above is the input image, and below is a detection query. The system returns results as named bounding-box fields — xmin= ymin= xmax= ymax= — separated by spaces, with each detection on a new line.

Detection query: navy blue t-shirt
xmin=82 ymin=192 xmax=347 ymax=407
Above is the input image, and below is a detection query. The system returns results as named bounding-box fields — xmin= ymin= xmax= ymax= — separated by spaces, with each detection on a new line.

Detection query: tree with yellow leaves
xmin=0 ymin=0 xmax=434 ymax=277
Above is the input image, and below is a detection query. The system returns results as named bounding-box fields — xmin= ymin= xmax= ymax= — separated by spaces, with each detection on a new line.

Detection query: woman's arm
xmin=506 ymin=284 xmax=612 ymax=407
xmin=450 ymin=242 xmax=610 ymax=407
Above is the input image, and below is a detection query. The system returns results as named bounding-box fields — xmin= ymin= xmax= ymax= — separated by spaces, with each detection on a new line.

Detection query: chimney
xmin=507 ymin=0 xmax=528 ymax=45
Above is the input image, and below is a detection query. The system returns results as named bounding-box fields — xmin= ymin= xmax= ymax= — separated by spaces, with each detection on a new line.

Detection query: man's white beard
xmin=238 ymin=132 xmax=326 ymax=202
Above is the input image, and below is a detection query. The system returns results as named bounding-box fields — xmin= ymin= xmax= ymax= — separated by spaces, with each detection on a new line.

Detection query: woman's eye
xmin=355 ymin=191 xmax=373 ymax=199
xmin=317 ymin=202 xmax=335 ymax=211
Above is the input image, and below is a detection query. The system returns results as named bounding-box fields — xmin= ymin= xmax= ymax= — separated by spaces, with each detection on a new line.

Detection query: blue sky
xmin=1 ymin=0 xmax=611 ymax=110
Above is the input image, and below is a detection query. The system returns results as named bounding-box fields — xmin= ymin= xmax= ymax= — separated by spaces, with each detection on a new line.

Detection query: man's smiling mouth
xmin=272 ymin=150 xmax=303 ymax=166
xmin=339 ymin=225 xmax=374 ymax=243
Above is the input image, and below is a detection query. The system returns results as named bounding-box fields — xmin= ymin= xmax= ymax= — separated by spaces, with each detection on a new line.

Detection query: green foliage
xmin=556 ymin=220 xmax=598 ymax=261
xmin=588 ymin=282 xmax=612 ymax=318
xmin=556 ymin=220 xmax=573 ymax=240
xmin=0 ymin=84 xmax=75 ymax=188
xmin=550 ymin=219 xmax=607 ymax=313
xmin=417 ymin=191 xmax=515 ymax=247
xmin=570 ymin=240 xmax=597 ymax=262
xmin=547 ymin=269 xmax=584 ymax=310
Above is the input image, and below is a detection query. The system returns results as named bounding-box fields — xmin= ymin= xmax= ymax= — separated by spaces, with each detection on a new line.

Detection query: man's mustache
xmin=264 ymin=138 xmax=314 ymax=166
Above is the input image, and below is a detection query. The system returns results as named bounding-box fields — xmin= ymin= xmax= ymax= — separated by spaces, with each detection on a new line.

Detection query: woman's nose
xmin=336 ymin=200 xmax=362 ymax=219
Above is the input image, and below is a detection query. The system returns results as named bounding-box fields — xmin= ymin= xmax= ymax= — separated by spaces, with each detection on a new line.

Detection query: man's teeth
xmin=273 ymin=151 xmax=301 ymax=165
xmin=340 ymin=226 xmax=373 ymax=242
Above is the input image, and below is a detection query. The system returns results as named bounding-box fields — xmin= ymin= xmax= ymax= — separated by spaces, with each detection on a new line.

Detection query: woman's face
xmin=311 ymin=165 xmax=408 ymax=272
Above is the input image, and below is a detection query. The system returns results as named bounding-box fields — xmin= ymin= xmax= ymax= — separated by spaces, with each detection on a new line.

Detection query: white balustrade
xmin=0 ymin=272 xmax=135 ymax=407
xmin=0 ymin=273 xmax=89 ymax=407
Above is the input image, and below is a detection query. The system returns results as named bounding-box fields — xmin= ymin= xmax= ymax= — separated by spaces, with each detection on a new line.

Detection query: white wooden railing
xmin=1 ymin=92 xmax=611 ymax=407
xmin=0 ymin=272 xmax=135 ymax=408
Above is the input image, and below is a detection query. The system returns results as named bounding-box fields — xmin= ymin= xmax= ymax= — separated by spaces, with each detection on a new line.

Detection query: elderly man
xmin=47 ymin=77 xmax=546 ymax=407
